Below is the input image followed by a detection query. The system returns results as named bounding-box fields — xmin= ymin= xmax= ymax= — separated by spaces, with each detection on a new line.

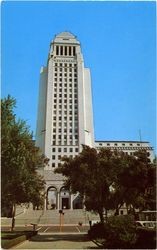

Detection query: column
xmin=57 ymin=192 xmax=60 ymax=210
xmin=70 ymin=194 xmax=73 ymax=210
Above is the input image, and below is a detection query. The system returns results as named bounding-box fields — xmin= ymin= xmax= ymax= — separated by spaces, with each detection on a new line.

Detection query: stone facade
xmin=36 ymin=32 xmax=94 ymax=209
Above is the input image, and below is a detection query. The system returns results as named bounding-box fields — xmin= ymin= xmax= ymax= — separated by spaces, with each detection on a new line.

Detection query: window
xmin=60 ymin=46 xmax=63 ymax=55
xmin=64 ymin=148 xmax=67 ymax=152
xmin=70 ymin=148 xmax=73 ymax=152
xmin=114 ymin=143 xmax=118 ymax=146
xmin=52 ymin=148 xmax=55 ymax=152
xmin=65 ymin=46 xmax=67 ymax=56
xmin=56 ymin=46 xmax=59 ymax=55
xmin=130 ymin=143 xmax=133 ymax=146
xmin=58 ymin=148 xmax=61 ymax=152
xmin=73 ymin=47 xmax=76 ymax=56
xmin=69 ymin=47 xmax=71 ymax=56
xmin=52 ymin=155 xmax=55 ymax=160
xmin=75 ymin=148 xmax=78 ymax=152
xmin=52 ymin=163 xmax=55 ymax=168
xmin=53 ymin=128 xmax=56 ymax=132
xmin=107 ymin=143 xmax=110 ymax=146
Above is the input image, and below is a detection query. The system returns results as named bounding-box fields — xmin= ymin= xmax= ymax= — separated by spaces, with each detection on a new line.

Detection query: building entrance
xmin=62 ymin=198 xmax=69 ymax=209
xmin=60 ymin=187 xmax=70 ymax=209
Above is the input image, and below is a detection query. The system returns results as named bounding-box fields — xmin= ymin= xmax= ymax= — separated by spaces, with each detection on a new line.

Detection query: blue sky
xmin=2 ymin=1 xmax=156 ymax=152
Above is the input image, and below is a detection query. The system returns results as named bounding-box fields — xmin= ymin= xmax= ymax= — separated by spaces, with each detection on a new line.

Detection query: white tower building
xmin=36 ymin=32 xmax=94 ymax=209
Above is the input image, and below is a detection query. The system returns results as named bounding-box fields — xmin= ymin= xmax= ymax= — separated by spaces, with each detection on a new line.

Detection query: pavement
xmin=1 ymin=225 xmax=90 ymax=233
xmin=11 ymin=233 xmax=98 ymax=249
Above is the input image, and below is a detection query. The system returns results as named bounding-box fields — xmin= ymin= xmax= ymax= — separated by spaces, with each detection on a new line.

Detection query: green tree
xmin=1 ymin=95 xmax=45 ymax=230
xmin=55 ymin=145 xmax=155 ymax=223
xmin=55 ymin=146 xmax=123 ymax=223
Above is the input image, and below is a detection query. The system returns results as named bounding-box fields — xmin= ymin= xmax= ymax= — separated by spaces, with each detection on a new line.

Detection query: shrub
xmin=88 ymin=215 xmax=137 ymax=249
xmin=135 ymin=228 xmax=156 ymax=249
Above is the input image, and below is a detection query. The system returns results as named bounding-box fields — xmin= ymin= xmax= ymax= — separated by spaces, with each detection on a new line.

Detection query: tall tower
xmin=36 ymin=32 xmax=94 ymax=209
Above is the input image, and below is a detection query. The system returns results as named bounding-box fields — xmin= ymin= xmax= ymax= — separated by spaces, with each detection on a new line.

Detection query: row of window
xmin=55 ymin=63 xmax=77 ymax=67
xmin=55 ymin=67 xmax=77 ymax=72
xmin=52 ymin=147 xmax=79 ymax=153
xmin=53 ymin=122 xmax=78 ymax=127
xmin=52 ymin=141 xmax=78 ymax=145
xmin=53 ymin=129 xmax=78 ymax=134
xmin=53 ymin=115 xmax=77 ymax=120
xmin=53 ymin=105 xmax=78 ymax=110
xmin=52 ymin=135 xmax=78 ymax=139
xmin=53 ymin=83 xmax=77 ymax=88
xmin=53 ymin=110 xmax=78 ymax=115
xmin=54 ymin=78 xmax=77 ymax=83
xmin=53 ymin=94 xmax=77 ymax=99
xmin=54 ymin=73 xmax=77 ymax=77
xmin=55 ymin=45 xmax=76 ymax=57
xmin=53 ymin=88 xmax=77 ymax=93
xmin=53 ymin=100 xmax=78 ymax=104
xmin=99 ymin=143 xmax=142 ymax=147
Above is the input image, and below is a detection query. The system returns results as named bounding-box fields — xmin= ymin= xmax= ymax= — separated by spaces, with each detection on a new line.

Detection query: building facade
xmin=36 ymin=32 xmax=94 ymax=210
xmin=95 ymin=141 xmax=154 ymax=162
xmin=36 ymin=32 xmax=154 ymax=210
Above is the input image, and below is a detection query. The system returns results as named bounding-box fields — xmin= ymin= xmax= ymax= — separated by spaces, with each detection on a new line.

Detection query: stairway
xmin=13 ymin=208 xmax=100 ymax=225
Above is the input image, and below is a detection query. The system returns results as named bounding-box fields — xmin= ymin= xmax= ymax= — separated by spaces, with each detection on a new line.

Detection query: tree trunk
xmin=98 ymin=210 xmax=104 ymax=224
xmin=11 ymin=203 xmax=16 ymax=231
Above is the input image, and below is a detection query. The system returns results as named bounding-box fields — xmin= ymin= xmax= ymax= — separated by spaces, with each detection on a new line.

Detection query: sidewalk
xmin=13 ymin=233 xmax=98 ymax=249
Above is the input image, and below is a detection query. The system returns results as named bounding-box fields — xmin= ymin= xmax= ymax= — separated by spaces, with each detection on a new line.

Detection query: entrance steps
xmin=2 ymin=208 xmax=100 ymax=226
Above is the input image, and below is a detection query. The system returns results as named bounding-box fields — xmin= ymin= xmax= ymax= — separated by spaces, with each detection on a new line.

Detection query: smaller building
xmin=95 ymin=140 xmax=154 ymax=162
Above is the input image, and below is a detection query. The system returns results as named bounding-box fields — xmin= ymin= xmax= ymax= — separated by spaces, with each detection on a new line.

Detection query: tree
xmin=1 ymin=95 xmax=45 ymax=230
xmin=113 ymin=150 xmax=156 ymax=214
xmin=55 ymin=146 xmax=123 ymax=223
xmin=55 ymin=145 xmax=155 ymax=223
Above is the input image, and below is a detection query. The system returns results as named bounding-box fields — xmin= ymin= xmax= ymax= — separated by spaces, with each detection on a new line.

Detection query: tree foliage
xmin=1 ymin=95 xmax=45 ymax=218
xmin=55 ymin=145 xmax=155 ymax=222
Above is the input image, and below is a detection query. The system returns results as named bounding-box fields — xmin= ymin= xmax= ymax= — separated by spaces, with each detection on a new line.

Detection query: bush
xmin=135 ymin=227 xmax=156 ymax=249
xmin=1 ymin=231 xmax=37 ymax=249
xmin=88 ymin=215 xmax=137 ymax=249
